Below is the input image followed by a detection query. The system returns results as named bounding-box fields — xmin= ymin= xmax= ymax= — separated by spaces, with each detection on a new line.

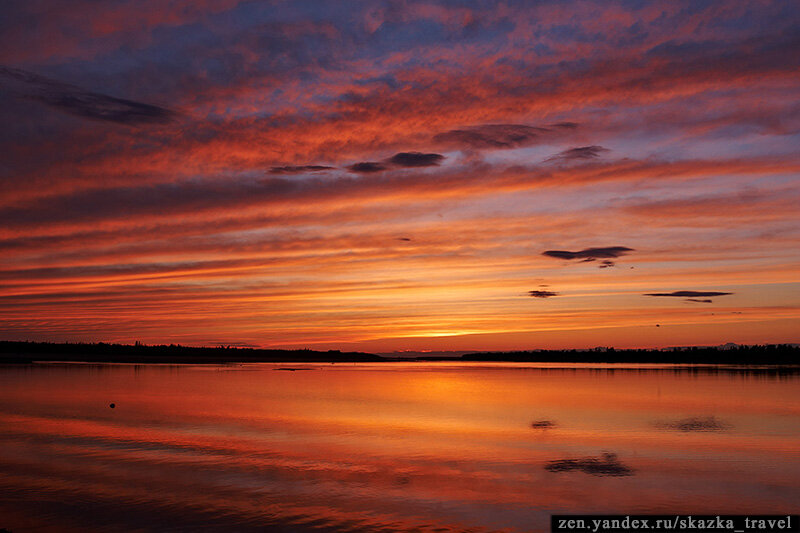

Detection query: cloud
xmin=0 ymin=66 xmax=177 ymax=125
xmin=549 ymin=122 xmax=579 ymax=129
xmin=387 ymin=152 xmax=444 ymax=167
xmin=644 ymin=291 xmax=733 ymax=298
xmin=542 ymin=246 xmax=634 ymax=261
xmin=347 ymin=162 xmax=388 ymax=173
xmin=347 ymin=152 xmax=445 ymax=173
xmin=598 ymin=260 xmax=616 ymax=268
xmin=529 ymin=290 xmax=559 ymax=298
xmin=545 ymin=145 xmax=609 ymax=163
xmin=275 ymin=152 xmax=444 ymax=177
xmin=686 ymin=298 xmax=713 ymax=303
xmin=5 ymin=157 xmax=795 ymax=234
xmin=269 ymin=165 xmax=334 ymax=174
xmin=432 ymin=124 xmax=551 ymax=149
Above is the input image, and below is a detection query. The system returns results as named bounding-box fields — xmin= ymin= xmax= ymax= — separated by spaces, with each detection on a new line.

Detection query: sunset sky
xmin=1 ymin=0 xmax=798 ymax=352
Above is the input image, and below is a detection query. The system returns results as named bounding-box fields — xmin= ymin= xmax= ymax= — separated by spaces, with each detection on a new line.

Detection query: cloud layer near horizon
xmin=1 ymin=0 xmax=799 ymax=350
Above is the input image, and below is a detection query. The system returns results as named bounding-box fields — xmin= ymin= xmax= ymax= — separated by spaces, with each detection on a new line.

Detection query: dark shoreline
xmin=0 ymin=341 xmax=383 ymax=364
xmin=461 ymin=345 xmax=800 ymax=365
xmin=1 ymin=341 xmax=798 ymax=366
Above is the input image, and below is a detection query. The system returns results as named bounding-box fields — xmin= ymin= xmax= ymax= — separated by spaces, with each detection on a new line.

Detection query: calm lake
xmin=0 ymin=362 xmax=798 ymax=532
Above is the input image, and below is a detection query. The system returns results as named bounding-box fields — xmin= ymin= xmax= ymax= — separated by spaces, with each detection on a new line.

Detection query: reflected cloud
xmin=545 ymin=452 xmax=634 ymax=477
xmin=655 ymin=416 xmax=731 ymax=432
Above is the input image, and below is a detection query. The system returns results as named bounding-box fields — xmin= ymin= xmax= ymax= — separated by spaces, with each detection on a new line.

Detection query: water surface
xmin=1 ymin=362 xmax=798 ymax=532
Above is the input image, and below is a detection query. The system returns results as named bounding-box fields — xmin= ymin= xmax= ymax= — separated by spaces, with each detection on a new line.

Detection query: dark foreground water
xmin=0 ymin=362 xmax=798 ymax=532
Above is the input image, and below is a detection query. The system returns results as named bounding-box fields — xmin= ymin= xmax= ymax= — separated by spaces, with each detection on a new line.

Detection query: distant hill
xmin=461 ymin=345 xmax=800 ymax=365
xmin=0 ymin=341 xmax=383 ymax=364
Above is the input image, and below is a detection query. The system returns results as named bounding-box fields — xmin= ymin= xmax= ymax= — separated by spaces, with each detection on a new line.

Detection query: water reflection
xmin=654 ymin=416 xmax=731 ymax=432
xmin=0 ymin=362 xmax=798 ymax=532
xmin=545 ymin=452 xmax=634 ymax=476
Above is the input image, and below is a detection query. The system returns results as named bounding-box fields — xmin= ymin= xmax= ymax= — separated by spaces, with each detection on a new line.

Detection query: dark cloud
xmin=543 ymin=246 xmax=634 ymax=261
xmin=686 ymin=298 xmax=713 ymax=303
xmin=347 ymin=161 xmax=388 ymax=173
xmin=289 ymin=152 xmax=444 ymax=177
xmin=0 ymin=66 xmax=177 ymax=125
xmin=433 ymin=124 xmax=550 ymax=149
xmin=598 ymin=260 xmax=616 ymax=268
xmin=545 ymin=145 xmax=609 ymax=163
xmin=269 ymin=165 xmax=334 ymax=174
xmin=396 ymin=237 xmax=412 ymax=241
xmin=531 ymin=420 xmax=556 ymax=428
xmin=549 ymin=122 xmax=579 ymax=129
xmin=545 ymin=453 xmax=633 ymax=477
xmin=644 ymin=291 xmax=733 ymax=298
xmin=387 ymin=152 xmax=444 ymax=167
xmin=529 ymin=290 xmax=559 ymax=298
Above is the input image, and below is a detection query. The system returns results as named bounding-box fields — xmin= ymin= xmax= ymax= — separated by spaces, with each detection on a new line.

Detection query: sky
xmin=1 ymin=0 xmax=798 ymax=352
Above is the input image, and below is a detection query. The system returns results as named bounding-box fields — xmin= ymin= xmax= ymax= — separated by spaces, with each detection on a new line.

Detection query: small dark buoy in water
xmin=109 ymin=403 xmax=116 ymax=409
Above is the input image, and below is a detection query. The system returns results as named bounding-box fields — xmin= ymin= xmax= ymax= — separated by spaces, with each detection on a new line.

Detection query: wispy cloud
xmin=545 ymin=145 xmax=609 ymax=163
xmin=0 ymin=66 xmax=178 ymax=124
xmin=432 ymin=124 xmax=553 ymax=149
xmin=269 ymin=165 xmax=334 ymax=174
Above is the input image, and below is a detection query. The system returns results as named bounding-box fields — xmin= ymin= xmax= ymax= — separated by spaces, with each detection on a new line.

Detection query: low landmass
xmin=460 ymin=344 xmax=799 ymax=365
xmin=0 ymin=341 xmax=382 ymax=364
xmin=0 ymin=341 xmax=798 ymax=365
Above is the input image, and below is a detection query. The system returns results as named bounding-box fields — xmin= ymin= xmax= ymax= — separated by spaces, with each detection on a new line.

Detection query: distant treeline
xmin=0 ymin=341 xmax=383 ymax=363
xmin=461 ymin=345 xmax=800 ymax=364
xmin=2 ymin=341 xmax=798 ymax=365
